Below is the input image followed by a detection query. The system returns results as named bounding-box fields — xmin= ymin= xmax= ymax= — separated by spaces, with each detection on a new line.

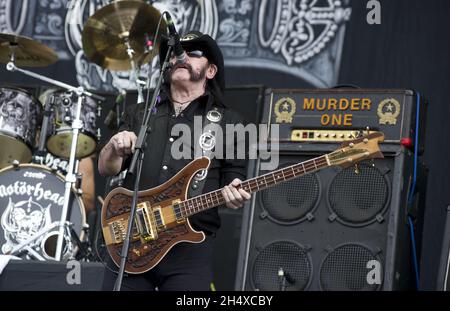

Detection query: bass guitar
xmin=101 ymin=132 xmax=384 ymax=274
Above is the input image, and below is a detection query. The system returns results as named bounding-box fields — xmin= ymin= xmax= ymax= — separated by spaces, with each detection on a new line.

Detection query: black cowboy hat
xmin=159 ymin=30 xmax=225 ymax=93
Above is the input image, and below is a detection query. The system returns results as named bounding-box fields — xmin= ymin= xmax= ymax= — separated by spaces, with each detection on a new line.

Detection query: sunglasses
xmin=170 ymin=50 xmax=204 ymax=58
xmin=186 ymin=50 xmax=204 ymax=58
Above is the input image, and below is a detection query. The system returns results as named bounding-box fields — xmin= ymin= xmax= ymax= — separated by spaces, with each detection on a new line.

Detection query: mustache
xmin=169 ymin=62 xmax=193 ymax=74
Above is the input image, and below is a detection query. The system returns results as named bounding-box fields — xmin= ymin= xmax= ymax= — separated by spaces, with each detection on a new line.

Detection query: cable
xmin=444 ymin=238 xmax=450 ymax=291
xmin=408 ymin=215 xmax=420 ymax=290
xmin=407 ymin=92 xmax=421 ymax=290
xmin=94 ymin=229 xmax=120 ymax=275
xmin=407 ymin=92 xmax=421 ymax=205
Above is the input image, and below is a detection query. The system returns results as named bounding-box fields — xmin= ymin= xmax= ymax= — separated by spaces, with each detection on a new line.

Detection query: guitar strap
xmin=188 ymin=106 xmax=224 ymax=198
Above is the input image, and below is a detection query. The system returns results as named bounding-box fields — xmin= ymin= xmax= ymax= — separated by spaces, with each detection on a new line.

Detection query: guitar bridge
xmin=107 ymin=219 xmax=140 ymax=244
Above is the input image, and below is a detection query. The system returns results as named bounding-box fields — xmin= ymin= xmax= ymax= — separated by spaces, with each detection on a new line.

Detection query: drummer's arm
xmin=79 ymin=156 xmax=95 ymax=215
xmin=98 ymin=130 xmax=137 ymax=176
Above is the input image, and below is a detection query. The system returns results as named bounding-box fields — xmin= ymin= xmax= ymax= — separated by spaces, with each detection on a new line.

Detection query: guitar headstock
xmin=328 ymin=132 xmax=385 ymax=168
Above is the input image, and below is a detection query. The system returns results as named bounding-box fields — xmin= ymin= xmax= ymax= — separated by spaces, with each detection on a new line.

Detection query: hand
xmin=108 ymin=131 xmax=137 ymax=157
xmin=222 ymin=178 xmax=251 ymax=209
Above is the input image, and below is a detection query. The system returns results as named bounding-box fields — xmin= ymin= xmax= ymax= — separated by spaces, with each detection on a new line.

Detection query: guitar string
xmin=178 ymin=155 xmax=331 ymax=217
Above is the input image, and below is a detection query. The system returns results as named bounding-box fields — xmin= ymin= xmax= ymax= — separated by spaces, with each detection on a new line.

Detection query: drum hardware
xmin=69 ymin=223 xmax=95 ymax=261
xmin=124 ymin=38 xmax=145 ymax=104
xmin=36 ymin=92 xmax=56 ymax=156
xmin=97 ymin=128 xmax=102 ymax=141
xmin=81 ymin=0 xmax=167 ymax=105
xmin=104 ymin=90 xmax=127 ymax=130
xmin=81 ymin=0 xmax=166 ymax=71
xmin=1 ymin=34 xmax=104 ymax=261
xmin=5 ymin=62 xmax=104 ymax=102
xmin=96 ymin=105 xmax=102 ymax=140
xmin=9 ymin=220 xmax=75 ymax=261
xmin=0 ymin=33 xmax=58 ymax=67
xmin=75 ymin=172 xmax=83 ymax=196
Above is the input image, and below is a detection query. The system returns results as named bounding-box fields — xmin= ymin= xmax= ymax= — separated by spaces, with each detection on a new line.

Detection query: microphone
xmin=164 ymin=12 xmax=187 ymax=64
xmin=104 ymin=90 xmax=126 ymax=130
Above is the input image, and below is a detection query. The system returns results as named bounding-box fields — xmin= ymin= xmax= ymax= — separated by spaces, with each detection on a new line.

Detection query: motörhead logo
xmin=0 ymin=181 xmax=65 ymax=206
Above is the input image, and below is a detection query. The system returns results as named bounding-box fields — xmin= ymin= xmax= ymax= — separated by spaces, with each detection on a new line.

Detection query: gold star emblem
xmin=274 ymin=97 xmax=296 ymax=123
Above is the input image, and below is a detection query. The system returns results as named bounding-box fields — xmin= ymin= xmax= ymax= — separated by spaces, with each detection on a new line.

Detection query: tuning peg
xmin=354 ymin=164 xmax=360 ymax=174
xmin=365 ymin=126 xmax=370 ymax=137
xmin=371 ymin=160 xmax=376 ymax=167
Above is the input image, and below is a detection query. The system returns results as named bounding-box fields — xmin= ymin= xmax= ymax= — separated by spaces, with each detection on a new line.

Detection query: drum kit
xmin=0 ymin=1 xmax=166 ymax=262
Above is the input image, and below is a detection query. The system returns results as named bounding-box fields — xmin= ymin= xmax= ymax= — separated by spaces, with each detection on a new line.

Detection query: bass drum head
xmin=0 ymin=87 xmax=42 ymax=168
xmin=0 ymin=164 xmax=86 ymax=259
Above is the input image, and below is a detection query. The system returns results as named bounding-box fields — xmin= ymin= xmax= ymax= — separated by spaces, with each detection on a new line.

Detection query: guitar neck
xmin=179 ymin=154 xmax=331 ymax=218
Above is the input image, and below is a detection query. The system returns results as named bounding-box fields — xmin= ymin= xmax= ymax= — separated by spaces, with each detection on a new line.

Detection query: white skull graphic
xmin=1 ymin=198 xmax=51 ymax=253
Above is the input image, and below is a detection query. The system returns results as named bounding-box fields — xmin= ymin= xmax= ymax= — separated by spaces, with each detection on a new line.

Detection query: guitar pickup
xmin=153 ymin=207 xmax=166 ymax=229
xmin=135 ymin=202 xmax=158 ymax=242
xmin=172 ymin=199 xmax=185 ymax=223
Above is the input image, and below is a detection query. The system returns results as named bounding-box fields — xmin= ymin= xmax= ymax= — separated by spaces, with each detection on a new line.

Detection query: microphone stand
xmin=278 ymin=268 xmax=287 ymax=291
xmin=113 ymin=39 xmax=174 ymax=291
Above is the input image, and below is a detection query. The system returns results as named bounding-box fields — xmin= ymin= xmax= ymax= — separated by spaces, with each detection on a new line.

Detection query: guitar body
xmin=101 ymin=157 xmax=211 ymax=274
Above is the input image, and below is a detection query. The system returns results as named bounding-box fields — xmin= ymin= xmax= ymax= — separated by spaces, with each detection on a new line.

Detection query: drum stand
xmin=5 ymin=54 xmax=104 ymax=261
xmin=123 ymin=37 xmax=146 ymax=104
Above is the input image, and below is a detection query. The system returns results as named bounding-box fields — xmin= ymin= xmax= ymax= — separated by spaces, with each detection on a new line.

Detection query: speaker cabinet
xmin=236 ymin=147 xmax=423 ymax=291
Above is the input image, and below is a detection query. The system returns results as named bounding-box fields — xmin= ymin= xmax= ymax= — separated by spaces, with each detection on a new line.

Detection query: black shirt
xmin=118 ymin=90 xmax=247 ymax=234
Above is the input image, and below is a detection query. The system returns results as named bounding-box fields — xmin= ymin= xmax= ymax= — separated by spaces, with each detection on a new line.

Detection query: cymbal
xmin=0 ymin=33 xmax=58 ymax=67
xmin=82 ymin=0 xmax=167 ymax=71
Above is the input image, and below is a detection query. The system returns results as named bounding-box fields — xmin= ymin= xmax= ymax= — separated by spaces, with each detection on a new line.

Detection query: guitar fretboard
xmin=177 ymin=155 xmax=330 ymax=218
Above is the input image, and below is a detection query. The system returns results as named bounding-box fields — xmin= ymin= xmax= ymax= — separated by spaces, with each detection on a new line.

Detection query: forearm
xmin=98 ymin=142 xmax=123 ymax=176
xmin=79 ymin=157 xmax=96 ymax=215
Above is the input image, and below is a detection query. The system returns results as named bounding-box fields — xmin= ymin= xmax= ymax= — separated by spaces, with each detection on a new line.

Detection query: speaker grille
xmin=252 ymin=241 xmax=312 ymax=291
xmin=260 ymin=167 xmax=320 ymax=224
xmin=319 ymin=244 xmax=381 ymax=291
xmin=328 ymin=163 xmax=389 ymax=225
